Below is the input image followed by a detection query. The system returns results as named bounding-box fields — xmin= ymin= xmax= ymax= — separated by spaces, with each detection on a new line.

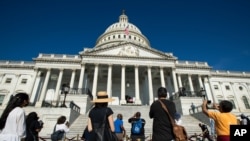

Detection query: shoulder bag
xmin=50 ymin=125 xmax=65 ymax=141
xmin=158 ymin=100 xmax=188 ymax=141
xmin=93 ymin=108 xmax=118 ymax=141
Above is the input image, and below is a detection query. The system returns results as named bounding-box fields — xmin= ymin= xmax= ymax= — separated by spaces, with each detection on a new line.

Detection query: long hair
xmin=0 ymin=93 xmax=29 ymax=130
xmin=26 ymin=112 xmax=39 ymax=130
xmin=57 ymin=116 xmax=67 ymax=124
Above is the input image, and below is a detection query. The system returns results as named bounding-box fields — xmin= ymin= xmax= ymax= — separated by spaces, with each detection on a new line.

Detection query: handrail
xmin=42 ymin=100 xmax=81 ymax=113
xmin=170 ymin=91 xmax=204 ymax=100
xmin=69 ymin=101 xmax=80 ymax=112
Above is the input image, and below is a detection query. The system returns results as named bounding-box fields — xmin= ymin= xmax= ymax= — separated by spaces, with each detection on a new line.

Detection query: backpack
xmin=51 ymin=125 xmax=65 ymax=141
xmin=132 ymin=119 xmax=142 ymax=134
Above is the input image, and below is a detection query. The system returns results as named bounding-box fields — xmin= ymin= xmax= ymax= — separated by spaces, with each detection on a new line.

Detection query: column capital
xmin=159 ymin=66 xmax=164 ymax=69
xmin=147 ymin=65 xmax=152 ymax=69
xmin=134 ymin=65 xmax=139 ymax=68
xmin=171 ymin=67 xmax=176 ymax=71
xmin=33 ymin=67 xmax=39 ymax=71
xmin=81 ymin=63 xmax=86 ymax=66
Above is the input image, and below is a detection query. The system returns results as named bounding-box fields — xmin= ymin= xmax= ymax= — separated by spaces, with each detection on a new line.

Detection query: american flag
xmin=124 ymin=25 xmax=129 ymax=35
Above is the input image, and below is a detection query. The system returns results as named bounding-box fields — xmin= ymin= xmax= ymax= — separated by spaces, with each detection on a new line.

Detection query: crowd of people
xmin=0 ymin=87 xmax=249 ymax=141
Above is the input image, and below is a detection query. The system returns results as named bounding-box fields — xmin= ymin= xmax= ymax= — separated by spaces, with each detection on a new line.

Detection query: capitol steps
xmin=66 ymin=105 xmax=203 ymax=139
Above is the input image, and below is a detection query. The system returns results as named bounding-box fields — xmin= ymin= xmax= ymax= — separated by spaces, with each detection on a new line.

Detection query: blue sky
xmin=0 ymin=0 xmax=250 ymax=71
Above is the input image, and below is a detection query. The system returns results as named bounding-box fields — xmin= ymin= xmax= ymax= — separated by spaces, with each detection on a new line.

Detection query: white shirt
xmin=0 ymin=107 xmax=26 ymax=141
xmin=55 ymin=124 xmax=70 ymax=133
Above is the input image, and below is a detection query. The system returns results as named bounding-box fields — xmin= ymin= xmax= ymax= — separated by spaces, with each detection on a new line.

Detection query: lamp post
xmin=61 ymin=83 xmax=70 ymax=107
xmin=200 ymin=88 xmax=206 ymax=100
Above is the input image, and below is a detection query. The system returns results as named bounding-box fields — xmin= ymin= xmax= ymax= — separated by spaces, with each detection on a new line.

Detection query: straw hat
xmin=91 ymin=91 xmax=115 ymax=103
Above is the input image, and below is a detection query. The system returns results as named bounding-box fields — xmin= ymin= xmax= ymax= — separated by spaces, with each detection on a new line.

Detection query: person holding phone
xmin=55 ymin=116 xmax=70 ymax=134
xmin=202 ymin=100 xmax=238 ymax=141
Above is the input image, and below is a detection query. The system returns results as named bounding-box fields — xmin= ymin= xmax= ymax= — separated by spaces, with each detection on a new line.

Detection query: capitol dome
xmin=95 ymin=11 xmax=150 ymax=48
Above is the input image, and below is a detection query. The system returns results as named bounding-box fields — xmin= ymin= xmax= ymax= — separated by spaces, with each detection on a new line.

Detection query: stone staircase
xmin=66 ymin=105 xmax=203 ymax=139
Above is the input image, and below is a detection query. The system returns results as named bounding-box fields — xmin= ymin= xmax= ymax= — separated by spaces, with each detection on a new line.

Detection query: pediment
xmin=81 ymin=43 xmax=176 ymax=59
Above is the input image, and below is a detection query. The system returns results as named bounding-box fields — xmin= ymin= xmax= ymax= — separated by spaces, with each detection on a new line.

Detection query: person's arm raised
xmin=202 ymin=100 xmax=209 ymax=116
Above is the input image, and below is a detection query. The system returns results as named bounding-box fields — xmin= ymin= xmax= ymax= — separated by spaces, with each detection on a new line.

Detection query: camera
xmin=206 ymin=100 xmax=213 ymax=109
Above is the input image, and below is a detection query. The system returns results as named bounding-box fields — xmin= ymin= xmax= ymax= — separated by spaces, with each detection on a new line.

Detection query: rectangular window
xmin=214 ymin=85 xmax=219 ymax=90
xmin=225 ymin=85 xmax=230 ymax=90
xmin=5 ymin=78 xmax=12 ymax=84
xmin=21 ymin=79 xmax=27 ymax=84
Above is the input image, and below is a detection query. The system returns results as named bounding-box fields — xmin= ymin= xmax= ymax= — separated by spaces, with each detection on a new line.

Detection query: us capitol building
xmin=0 ymin=11 xmax=250 ymax=136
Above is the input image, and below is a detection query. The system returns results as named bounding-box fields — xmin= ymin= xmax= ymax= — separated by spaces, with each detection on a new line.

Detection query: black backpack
xmin=51 ymin=125 xmax=65 ymax=141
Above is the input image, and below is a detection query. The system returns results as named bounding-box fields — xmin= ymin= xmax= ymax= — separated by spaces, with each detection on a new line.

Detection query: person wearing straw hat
xmin=87 ymin=91 xmax=116 ymax=141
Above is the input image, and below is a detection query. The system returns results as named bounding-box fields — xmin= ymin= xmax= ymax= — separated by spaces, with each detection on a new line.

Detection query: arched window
xmin=242 ymin=96 xmax=250 ymax=109
xmin=239 ymin=86 xmax=243 ymax=90
xmin=228 ymin=100 xmax=236 ymax=109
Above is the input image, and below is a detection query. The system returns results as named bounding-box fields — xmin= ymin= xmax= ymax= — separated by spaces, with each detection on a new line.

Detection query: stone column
xmin=148 ymin=66 xmax=154 ymax=105
xmin=92 ymin=64 xmax=99 ymax=99
xmin=171 ymin=69 xmax=178 ymax=93
xmin=30 ymin=68 xmax=41 ymax=103
xmin=70 ymin=69 xmax=76 ymax=90
xmin=188 ymin=74 xmax=194 ymax=94
xmin=78 ymin=64 xmax=85 ymax=93
xmin=55 ymin=69 xmax=63 ymax=106
xmin=198 ymin=75 xmax=203 ymax=89
xmin=120 ymin=65 xmax=126 ymax=104
xmin=30 ymin=70 xmax=41 ymax=104
xmin=177 ymin=74 xmax=182 ymax=88
xmin=134 ymin=65 xmax=141 ymax=104
xmin=35 ymin=68 xmax=51 ymax=107
xmin=29 ymin=68 xmax=39 ymax=95
xmin=160 ymin=67 xmax=166 ymax=87
xmin=107 ymin=64 xmax=112 ymax=98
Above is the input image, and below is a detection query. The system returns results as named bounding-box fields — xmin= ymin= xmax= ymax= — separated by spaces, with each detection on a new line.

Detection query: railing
xmin=42 ymin=101 xmax=80 ymax=113
xmin=68 ymin=88 xmax=93 ymax=100
xmin=170 ymin=90 xmax=204 ymax=100
xmin=69 ymin=101 xmax=80 ymax=113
